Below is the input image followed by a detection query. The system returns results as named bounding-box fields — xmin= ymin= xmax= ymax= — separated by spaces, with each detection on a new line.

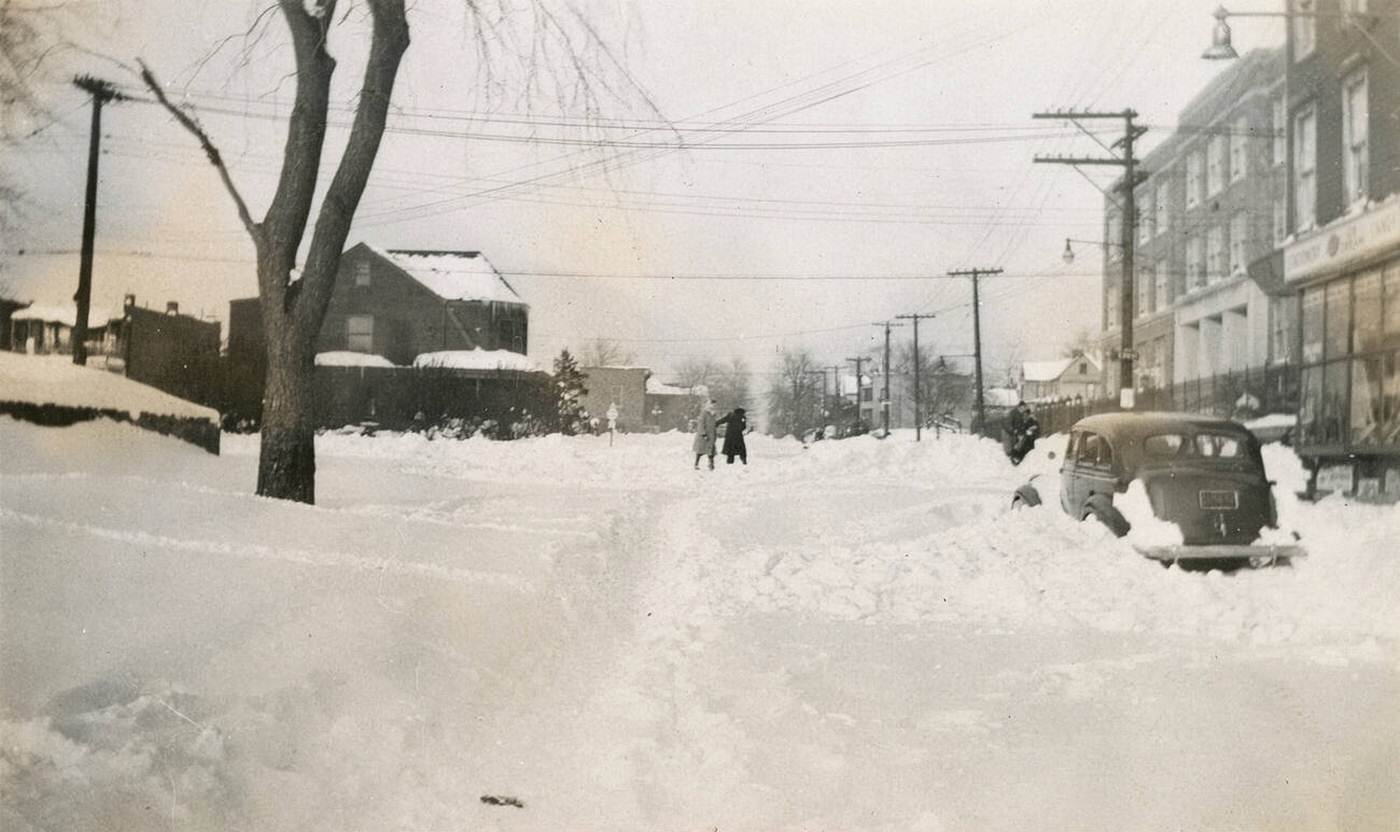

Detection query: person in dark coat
xmin=716 ymin=407 xmax=749 ymax=465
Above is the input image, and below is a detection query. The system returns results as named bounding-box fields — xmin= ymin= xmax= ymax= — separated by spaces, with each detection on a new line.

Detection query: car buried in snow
xmin=1012 ymin=412 xmax=1305 ymax=569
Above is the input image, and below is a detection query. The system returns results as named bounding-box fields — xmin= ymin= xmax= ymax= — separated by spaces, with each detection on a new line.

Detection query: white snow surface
xmin=2 ymin=419 xmax=1398 ymax=831
xmin=0 ymin=352 xmax=218 ymax=422
xmin=412 ymin=348 xmax=540 ymax=372
xmin=314 ymin=351 xmax=397 ymax=368
xmin=366 ymin=246 xmax=524 ymax=305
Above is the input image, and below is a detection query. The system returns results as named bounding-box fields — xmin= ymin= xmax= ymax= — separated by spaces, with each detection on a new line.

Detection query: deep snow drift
xmin=2 ymin=418 xmax=1397 ymax=831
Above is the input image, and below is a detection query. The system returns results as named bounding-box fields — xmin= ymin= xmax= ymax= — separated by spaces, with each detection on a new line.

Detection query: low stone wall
xmin=0 ymin=400 xmax=221 ymax=454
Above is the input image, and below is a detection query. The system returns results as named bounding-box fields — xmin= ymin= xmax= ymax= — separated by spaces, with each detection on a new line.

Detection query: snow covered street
xmin=3 ymin=418 xmax=1398 ymax=831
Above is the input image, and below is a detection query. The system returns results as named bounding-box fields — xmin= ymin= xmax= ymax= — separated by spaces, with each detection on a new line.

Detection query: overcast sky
xmin=3 ymin=0 xmax=1285 ymax=382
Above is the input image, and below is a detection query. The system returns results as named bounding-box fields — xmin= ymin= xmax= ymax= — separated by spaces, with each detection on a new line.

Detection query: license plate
xmin=1199 ymin=490 xmax=1239 ymax=510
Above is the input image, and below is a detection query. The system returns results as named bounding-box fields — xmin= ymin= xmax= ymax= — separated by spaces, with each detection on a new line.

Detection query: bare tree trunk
xmin=257 ymin=323 xmax=317 ymax=503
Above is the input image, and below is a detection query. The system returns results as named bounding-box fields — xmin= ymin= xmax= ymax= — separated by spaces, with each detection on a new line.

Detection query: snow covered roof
xmin=646 ymin=377 xmax=693 ymax=396
xmin=413 ymin=349 xmax=540 ymax=373
xmin=1021 ymin=359 xmax=1074 ymax=383
xmin=0 ymin=352 xmax=218 ymax=422
xmin=364 ymin=245 xmax=525 ymax=306
xmin=983 ymin=387 xmax=1021 ymax=408
xmin=316 ymin=351 xmax=397 ymax=368
xmin=11 ymin=304 xmax=77 ymax=327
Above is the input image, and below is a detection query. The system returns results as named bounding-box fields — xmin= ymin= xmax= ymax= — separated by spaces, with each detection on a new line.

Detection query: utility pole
xmin=875 ymin=321 xmax=903 ymax=438
xmin=71 ymin=76 xmax=126 ymax=367
xmin=947 ymin=267 xmax=1002 ymax=435
xmin=1032 ymin=108 xmax=1147 ymax=408
xmin=845 ymin=356 xmax=867 ymax=429
xmin=825 ymin=364 xmax=841 ymax=427
xmin=895 ymin=313 xmax=936 ymax=441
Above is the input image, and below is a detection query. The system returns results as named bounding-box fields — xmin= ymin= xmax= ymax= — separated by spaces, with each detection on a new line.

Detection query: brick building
xmin=1099 ymin=47 xmax=1288 ymax=394
xmin=1263 ymin=0 xmax=1400 ymax=497
xmin=579 ymin=366 xmax=649 ymax=432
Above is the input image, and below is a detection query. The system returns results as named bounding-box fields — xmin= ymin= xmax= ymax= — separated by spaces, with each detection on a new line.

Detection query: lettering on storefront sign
xmin=1285 ymin=200 xmax=1400 ymax=283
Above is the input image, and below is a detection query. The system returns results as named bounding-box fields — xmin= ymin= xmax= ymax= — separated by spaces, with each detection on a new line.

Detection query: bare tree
xmin=708 ymin=356 xmax=751 ymax=411
xmin=579 ymin=337 xmax=635 ymax=367
xmin=765 ymin=349 xmax=820 ymax=438
xmin=140 ymin=0 xmax=658 ymax=503
xmin=674 ymin=357 xmax=720 ymax=395
xmin=0 ymin=1 xmax=68 ymax=228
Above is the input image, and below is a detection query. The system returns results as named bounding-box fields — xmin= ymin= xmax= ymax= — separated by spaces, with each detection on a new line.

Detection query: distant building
xmin=102 ymin=297 xmax=222 ymax=407
xmin=579 ymin=366 xmax=649 ymax=432
xmin=8 ymin=304 xmax=75 ymax=355
xmin=1099 ymin=47 xmax=1288 ymax=394
xmin=645 ymin=376 xmax=698 ymax=431
xmin=1020 ymin=354 xmax=1102 ymax=402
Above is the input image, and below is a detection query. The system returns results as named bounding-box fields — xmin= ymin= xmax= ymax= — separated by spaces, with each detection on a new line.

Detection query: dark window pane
xmin=1300 ymin=366 xmax=1323 ymax=443
xmin=1355 ymin=268 xmax=1382 ymax=354
xmin=1325 ymin=279 xmax=1351 ymax=360
xmin=1352 ymin=357 xmax=1384 ymax=446
xmin=1302 ymin=286 xmax=1325 ymax=363
xmin=1322 ymin=360 xmax=1349 ymax=443
xmin=1384 ymin=352 xmax=1400 ymax=445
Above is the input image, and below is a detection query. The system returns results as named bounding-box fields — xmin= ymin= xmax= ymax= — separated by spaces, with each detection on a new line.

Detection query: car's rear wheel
xmin=1081 ymin=496 xmax=1130 ymax=538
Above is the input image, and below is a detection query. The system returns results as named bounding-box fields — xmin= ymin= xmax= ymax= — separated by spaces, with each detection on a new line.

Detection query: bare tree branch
xmin=137 ymin=60 xmax=260 ymax=240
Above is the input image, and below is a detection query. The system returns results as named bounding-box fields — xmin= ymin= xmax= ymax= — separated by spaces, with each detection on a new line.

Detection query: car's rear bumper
xmin=1134 ymin=543 xmax=1306 ymax=562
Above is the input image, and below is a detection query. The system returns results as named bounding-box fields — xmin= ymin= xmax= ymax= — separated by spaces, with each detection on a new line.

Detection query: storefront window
xmin=1385 ymin=264 xmax=1400 ymax=349
xmin=1325 ymin=279 xmax=1351 ymax=359
xmin=1384 ymin=352 xmax=1400 ymax=446
xmin=1300 ymin=365 xmax=1323 ymax=443
xmin=1355 ymin=268 xmax=1382 ymax=354
xmin=1352 ymin=357 xmax=1383 ymax=446
xmin=1302 ymin=286 xmax=1325 ymax=363
xmin=1321 ymin=360 xmax=1349 ymax=443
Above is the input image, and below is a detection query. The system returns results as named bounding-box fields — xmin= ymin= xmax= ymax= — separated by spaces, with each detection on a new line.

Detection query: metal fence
xmin=1026 ymin=363 xmax=1300 ymax=437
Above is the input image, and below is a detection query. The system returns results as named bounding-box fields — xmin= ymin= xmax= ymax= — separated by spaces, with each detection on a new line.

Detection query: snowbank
xmin=412 ymin=348 xmax=540 ymax=373
xmin=314 ymin=351 xmax=396 ymax=368
xmin=0 ymin=352 xmax=217 ymax=423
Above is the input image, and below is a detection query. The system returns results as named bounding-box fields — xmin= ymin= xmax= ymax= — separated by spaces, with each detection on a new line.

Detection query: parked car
xmin=1012 ymin=412 xmax=1304 ymax=568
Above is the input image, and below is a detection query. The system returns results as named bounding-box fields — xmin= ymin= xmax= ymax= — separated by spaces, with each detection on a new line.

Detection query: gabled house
xmin=317 ymin=243 xmax=529 ymax=366
xmin=1020 ymin=354 xmax=1103 ymax=403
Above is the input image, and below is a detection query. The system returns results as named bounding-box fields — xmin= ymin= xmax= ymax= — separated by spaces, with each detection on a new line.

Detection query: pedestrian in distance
xmin=716 ymin=406 xmax=749 ymax=465
xmin=692 ymin=399 xmax=718 ymax=469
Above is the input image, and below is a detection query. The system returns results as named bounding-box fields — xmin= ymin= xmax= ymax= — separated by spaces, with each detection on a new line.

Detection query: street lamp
xmin=1202 ymin=4 xmax=1370 ymax=61
xmin=1061 ymin=237 xmax=1124 ymax=265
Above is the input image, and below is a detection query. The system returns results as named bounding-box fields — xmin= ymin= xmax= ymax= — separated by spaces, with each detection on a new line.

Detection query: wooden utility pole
xmin=947 ymin=267 xmax=1002 ymax=435
xmin=895 ymin=313 xmax=936 ymax=441
xmin=876 ymin=321 xmax=903 ymax=438
xmin=1032 ymin=108 xmax=1147 ymax=407
xmin=71 ymin=76 xmax=126 ymax=366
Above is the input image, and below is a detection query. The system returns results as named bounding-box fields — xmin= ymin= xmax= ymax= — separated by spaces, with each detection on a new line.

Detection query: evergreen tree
xmin=552 ymin=349 xmax=589 ymax=435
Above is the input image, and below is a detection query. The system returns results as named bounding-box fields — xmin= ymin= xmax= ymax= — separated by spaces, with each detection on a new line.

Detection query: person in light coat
xmin=692 ymin=400 xmax=718 ymax=469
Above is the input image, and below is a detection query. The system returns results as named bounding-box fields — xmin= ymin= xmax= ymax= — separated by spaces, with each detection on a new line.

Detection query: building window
xmin=1272 ymin=97 xmax=1286 ymax=166
xmin=354 ymin=261 xmax=371 ymax=287
xmin=1138 ymin=188 xmax=1154 ymax=244
xmin=1187 ymin=234 xmax=1205 ymax=291
xmin=1269 ymin=296 xmax=1293 ymax=364
xmin=1272 ymin=194 xmax=1288 ymax=245
xmin=1230 ymin=115 xmax=1248 ymax=183
xmin=1355 ymin=267 xmax=1381 ymax=354
xmin=1342 ymin=67 xmax=1369 ymax=207
xmin=1155 ymin=257 xmax=1168 ymax=310
xmin=1229 ymin=212 xmax=1248 ymax=274
xmin=1106 ymin=213 xmax=1122 ymax=262
xmin=1208 ymin=135 xmax=1226 ymax=196
xmin=1186 ymin=151 xmax=1202 ymax=208
xmin=1155 ymin=184 xmax=1169 ymax=236
xmin=1325 ymin=279 xmax=1351 ymax=360
xmin=347 ymin=314 xmax=374 ymax=352
xmin=1302 ymin=287 xmax=1324 ymax=364
xmin=1137 ymin=262 xmax=1153 ymax=318
xmin=1207 ymin=226 xmax=1225 ymax=283
xmin=1294 ymin=104 xmax=1317 ymax=231
xmin=1293 ymin=0 xmax=1315 ymax=61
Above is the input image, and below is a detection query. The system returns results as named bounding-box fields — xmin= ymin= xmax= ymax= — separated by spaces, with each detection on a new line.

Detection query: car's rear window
xmin=1194 ymin=432 xmax=1246 ymax=458
xmin=1143 ymin=433 xmax=1185 ymax=458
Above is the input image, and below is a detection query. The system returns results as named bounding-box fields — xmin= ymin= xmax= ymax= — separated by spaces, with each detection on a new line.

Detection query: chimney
xmin=166 ymin=301 xmax=179 ymax=315
xmin=123 ymin=293 xmax=136 ymax=310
